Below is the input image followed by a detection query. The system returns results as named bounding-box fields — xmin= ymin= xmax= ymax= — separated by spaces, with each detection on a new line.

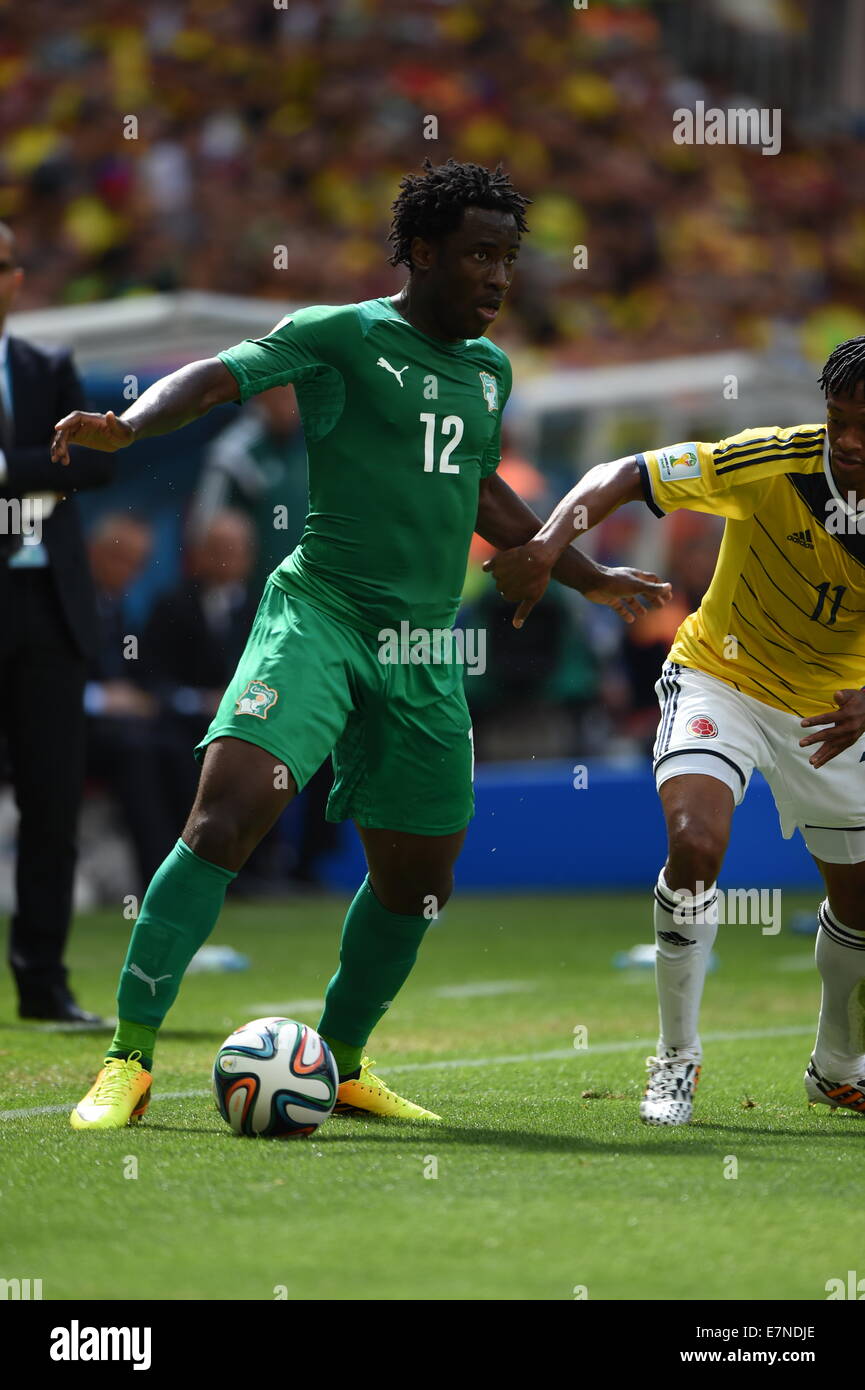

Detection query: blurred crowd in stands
xmin=2 ymin=0 xmax=864 ymax=371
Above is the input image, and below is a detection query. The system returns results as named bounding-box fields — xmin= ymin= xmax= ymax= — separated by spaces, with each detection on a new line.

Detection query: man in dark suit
xmin=144 ymin=509 xmax=338 ymax=891
xmin=0 ymin=221 xmax=116 ymax=1023
xmin=84 ymin=514 xmax=164 ymax=896
xmin=141 ymin=510 xmax=259 ymax=860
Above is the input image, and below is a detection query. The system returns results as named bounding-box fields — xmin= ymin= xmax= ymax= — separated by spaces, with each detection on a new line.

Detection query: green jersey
xmin=217 ymin=297 xmax=512 ymax=635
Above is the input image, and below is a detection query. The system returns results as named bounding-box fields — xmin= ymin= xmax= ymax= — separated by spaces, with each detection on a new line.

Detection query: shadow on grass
xmin=141 ymin=1123 xmax=226 ymax=1137
xmin=689 ymin=1119 xmax=865 ymax=1138
xmin=0 ymin=1020 xmax=114 ymax=1035
xmin=135 ymin=1114 xmax=858 ymax=1154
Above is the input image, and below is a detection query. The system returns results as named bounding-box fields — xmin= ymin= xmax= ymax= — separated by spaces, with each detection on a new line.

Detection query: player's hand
xmin=581 ymin=566 xmax=672 ymax=625
xmin=799 ymin=689 xmax=865 ymax=768
xmin=51 ymin=410 xmax=135 ymax=466
xmin=483 ymin=540 xmax=553 ymax=630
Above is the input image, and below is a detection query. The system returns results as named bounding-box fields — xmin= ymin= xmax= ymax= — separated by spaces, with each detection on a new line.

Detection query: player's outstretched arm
xmin=481 ymin=458 xmax=669 ymax=627
xmin=476 ymin=471 xmax=602 ymax=582
xmin=51 ymin=358 xmax=239 ymax=465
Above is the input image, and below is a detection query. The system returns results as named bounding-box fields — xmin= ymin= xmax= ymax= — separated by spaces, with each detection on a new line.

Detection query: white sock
xmin=813 ymin=900 xmax=865 ymax=1080
xmin=653 ymin=868 xmax=719 ymax=1056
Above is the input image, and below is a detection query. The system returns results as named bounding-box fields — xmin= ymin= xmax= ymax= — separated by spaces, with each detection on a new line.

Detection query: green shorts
xmin=194 ymin=580 xmax=475 ymax=836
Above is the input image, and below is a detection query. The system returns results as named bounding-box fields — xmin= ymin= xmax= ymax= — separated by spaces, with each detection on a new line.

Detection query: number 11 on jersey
xmin=421 ymin=412 xmax=464 ymax=473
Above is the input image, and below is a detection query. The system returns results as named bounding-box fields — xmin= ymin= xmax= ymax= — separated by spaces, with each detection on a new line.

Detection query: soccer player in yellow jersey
xmin=485 ymin=336 xmax=865 ymax=1125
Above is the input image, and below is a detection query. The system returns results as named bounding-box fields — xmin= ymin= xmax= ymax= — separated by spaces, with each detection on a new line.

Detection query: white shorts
xmin=653 ymin=662 xmax=865 ymax=865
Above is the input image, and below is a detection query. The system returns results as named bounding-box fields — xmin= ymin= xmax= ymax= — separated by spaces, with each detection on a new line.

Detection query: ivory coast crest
xmin=235 ymin=680 xmax=279 ymax=719
xmin=479 ymin=371 xmax=498 ymax=412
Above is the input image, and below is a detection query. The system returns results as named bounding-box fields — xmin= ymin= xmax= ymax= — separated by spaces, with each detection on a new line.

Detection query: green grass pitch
xmin=1 ymin=891 xmax=860 ymax=1302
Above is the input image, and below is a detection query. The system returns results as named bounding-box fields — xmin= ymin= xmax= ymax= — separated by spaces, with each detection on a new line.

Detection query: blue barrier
xmin=318 ymin=759 xmax=823 ymax=891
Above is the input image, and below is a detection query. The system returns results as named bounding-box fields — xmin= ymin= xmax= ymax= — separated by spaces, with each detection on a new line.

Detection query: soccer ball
xmin=213 ymin=1016 xmax=338 ymax=1138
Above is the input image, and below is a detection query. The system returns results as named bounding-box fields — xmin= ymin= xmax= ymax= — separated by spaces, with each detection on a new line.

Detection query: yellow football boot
xmin=335 ymin=1056 xmax=440 ymax=1122
xmin=70 ymin=1052 xmax=152 ymax=1130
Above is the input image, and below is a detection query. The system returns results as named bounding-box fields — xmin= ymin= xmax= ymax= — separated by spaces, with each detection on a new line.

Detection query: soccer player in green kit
xmin=53 ymin=160 xmax=669 ymax=1129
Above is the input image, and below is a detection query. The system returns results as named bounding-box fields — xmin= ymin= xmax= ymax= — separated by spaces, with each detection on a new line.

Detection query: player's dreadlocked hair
xmin=819 ymin=337 xmax=865 ymax=398
xmin=387 ymin=158 xmax=530 ymax=269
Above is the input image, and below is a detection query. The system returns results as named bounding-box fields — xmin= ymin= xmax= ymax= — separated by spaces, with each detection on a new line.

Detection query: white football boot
xmin=640 ymin=1049 xmax=702 ymax=1125
xmin=804 ymin=1057 xmax=865 ymax=1115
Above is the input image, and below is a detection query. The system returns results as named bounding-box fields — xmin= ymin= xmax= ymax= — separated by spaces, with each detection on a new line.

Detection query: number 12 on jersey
xmin=421 ymin=412 xmax=464 ymax=473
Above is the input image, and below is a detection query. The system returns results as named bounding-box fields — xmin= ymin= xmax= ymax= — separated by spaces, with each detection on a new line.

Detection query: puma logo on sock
xmin=128 ymin=963 xmax=172 ymax=996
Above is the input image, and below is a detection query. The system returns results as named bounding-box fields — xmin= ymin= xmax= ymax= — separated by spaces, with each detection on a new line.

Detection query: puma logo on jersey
xmin=376 ymin=357 xmax=409 ymax=386
xmin=787 ymin=528 xmax=814 ymax=549
xmin=128 ymin=963 xmax=172 ymax=996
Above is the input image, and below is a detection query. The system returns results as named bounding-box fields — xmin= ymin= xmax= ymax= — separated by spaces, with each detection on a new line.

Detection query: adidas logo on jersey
xmin=787 ymin=528 xmax=814 ymax=549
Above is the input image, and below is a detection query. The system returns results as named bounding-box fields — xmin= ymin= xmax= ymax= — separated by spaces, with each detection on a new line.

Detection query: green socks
xmin=107 ymin=1019 xmax=158 ymax=1072
xmin=319 ymin=1034 xmax=364 ymax=1079
xmin=111 ymin=838 xmax=237 ymax=1068
xmin=318 ymin=876 xmax=433 ymax=1064
xmin=109 ymin=853 xmax=430 ymax=1080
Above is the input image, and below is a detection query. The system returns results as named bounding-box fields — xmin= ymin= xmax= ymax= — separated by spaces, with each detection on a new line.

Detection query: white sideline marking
xmin=0 ymin=1025 xmax=813 ymax=1121
xmin=242 ymin=1000 xmax=323 ymax=1015
xmin=388 ymin=1024 xmax=813 ymax=1073
xmin=245 ymin=985 xmax=536 ymax=1010
xmin=433 ymin=980 xmax=535 ymax=999
xmin=1 ymin=1090 xmax=206 ymax=1120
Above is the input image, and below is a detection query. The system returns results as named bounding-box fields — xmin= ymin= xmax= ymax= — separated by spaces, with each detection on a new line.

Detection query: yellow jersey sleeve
xmin=637 ymin=425 xmax=826 ymax=521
